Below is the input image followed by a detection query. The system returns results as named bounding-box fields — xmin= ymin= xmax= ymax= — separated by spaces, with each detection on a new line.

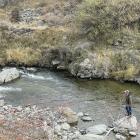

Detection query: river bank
xmin=0 ymin=100 xmax=138 ymax=140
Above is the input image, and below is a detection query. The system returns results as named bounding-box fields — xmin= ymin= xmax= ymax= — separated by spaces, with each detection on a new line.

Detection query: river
xmin=0 ymin=69 xmax=140 ymax=139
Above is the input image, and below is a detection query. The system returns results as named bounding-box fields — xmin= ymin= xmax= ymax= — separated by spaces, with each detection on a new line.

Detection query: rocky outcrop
xmin=113 ymin=116 xmax=137 ymax=136
xmin=69 ymin=48 xmax=140 ymax=84
xmin=69 ymin=54 xmax=111 ymax=79
xmin=0 ymin=68 xmax=20 ymax=84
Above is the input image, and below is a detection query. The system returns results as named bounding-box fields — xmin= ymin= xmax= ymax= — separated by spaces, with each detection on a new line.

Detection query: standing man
xmin=124 ymin=90 xmax=132 ymax=117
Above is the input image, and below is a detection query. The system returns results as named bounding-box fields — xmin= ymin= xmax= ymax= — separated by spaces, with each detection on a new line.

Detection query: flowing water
xmin=0 ymin=69 xmax=140 ymax=139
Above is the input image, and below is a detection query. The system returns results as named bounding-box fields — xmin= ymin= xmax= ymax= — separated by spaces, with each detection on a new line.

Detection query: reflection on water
xmin=0 ymin=69 xmax=140 ymax=140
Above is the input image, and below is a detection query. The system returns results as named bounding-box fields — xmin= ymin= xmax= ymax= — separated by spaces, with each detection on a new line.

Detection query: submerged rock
xmin=0 ymin=68 xmax=20 ymax=84
xmin=86 ymin=124 xmax=107 ymax=135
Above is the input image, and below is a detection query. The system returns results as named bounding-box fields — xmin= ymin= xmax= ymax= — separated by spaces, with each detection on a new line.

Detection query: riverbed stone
xmin=129 ymin=131 xmax=137 ymax=136
xmin=0 ymin=68 xmax=20 ymax=84
xmin=81 ymin=116 xmax=92 ymax=121
xmin=86 ymin=124 xmax=107 ymax=135
xmin=61 ymin=107 xmax=78 ymax=125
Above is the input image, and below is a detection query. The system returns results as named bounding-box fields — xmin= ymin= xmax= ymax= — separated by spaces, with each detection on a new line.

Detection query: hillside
xmin=0 ymin=0 xmax=140 ymax=83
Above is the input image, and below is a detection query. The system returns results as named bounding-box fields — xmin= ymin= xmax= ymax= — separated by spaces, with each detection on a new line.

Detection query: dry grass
xmin=6 ymin=47 xmax=41 ymax=66
xmin=76 ymin=0 xmax=140 ymax=45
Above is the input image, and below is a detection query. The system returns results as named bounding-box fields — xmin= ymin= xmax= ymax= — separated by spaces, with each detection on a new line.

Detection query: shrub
xmin=76 ymin=0 xmax=140 ymax=42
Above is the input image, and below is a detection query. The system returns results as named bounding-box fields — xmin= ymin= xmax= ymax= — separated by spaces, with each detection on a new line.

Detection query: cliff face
xmin=0 ymin=0 xmax=140 ymax=84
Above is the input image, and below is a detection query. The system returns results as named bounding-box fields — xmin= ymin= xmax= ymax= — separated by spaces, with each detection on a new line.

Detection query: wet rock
xmin=129 ymin=131 xmax=137 ymax=137
xmin=61 ymin=107 xmax=78 ymax=125
xmin=86 ymin=124 xmax=107 ymax=135
xmin=115 ymin=134 xmax=126 ymax=140
xmin=77 ymin=112 xmax=84 ymax=117
xmin=0 ymin=68 xmax=20 ymax=84
xmin=81 ymin=116 xmax=92 ymax=121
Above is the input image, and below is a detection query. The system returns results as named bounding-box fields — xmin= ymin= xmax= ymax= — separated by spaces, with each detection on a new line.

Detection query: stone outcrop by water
xmin=114 ymin=116 xmax=137 ymax=136
xmin=0 ymin=68 xmax=20 ymax=84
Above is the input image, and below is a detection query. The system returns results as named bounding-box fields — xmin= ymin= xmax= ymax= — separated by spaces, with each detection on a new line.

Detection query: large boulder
xmin=0 ymin=68 xmax=20 ymax=84
xmin=86 ymin=124 xmax=107 ymax=135
xmin=114 ymin=116 xmax=137 ymax=135
xmin=61 ymin=107 xmax=78 ymax=125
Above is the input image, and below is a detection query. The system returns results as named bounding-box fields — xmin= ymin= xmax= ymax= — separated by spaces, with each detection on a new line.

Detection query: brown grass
xmin=6 ymin=47 xmax=41 ymax=66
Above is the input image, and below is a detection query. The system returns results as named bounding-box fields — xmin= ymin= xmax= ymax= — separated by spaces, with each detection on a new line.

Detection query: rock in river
xmin=0 ymin=68 xmax=20 ymax=84
xmin=81 ymin=116 xmax=92 ymax=121
xmin=129 ymin=131 xmax=137 ymax=137
xmin=86 ymin=124 xmax=107 ymax=135
xmin=114 ymin=116 xmax=137 ymax=131
xmin=114 ymin=116 xmax=137 ymax=135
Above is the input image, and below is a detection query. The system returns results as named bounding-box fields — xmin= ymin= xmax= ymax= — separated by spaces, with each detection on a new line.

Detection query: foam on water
xmin=21 ymin=72 xmax=57 ymax=82
xmin=22 ymin=73 xmax=46 ymax=80
xmin=0 ymin=86 xmax=22 ymax=92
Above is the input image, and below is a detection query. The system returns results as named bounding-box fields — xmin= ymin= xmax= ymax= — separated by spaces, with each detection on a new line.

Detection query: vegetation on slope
xmin=76 ymin=0 xmax=140 ymax=48
xmin=0 ymin=0 xmax=140 ymax=81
